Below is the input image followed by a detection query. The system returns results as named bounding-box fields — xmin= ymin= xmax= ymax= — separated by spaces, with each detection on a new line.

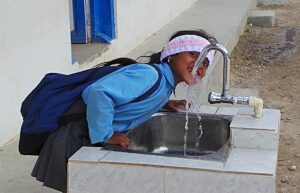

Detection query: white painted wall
xmin=82 ymin=0 xmax=198 ymax=68
xmin=0 ymin=0 xmax=197 ymax=146
xmin=0 ymin=0 xmax=72 ymax=146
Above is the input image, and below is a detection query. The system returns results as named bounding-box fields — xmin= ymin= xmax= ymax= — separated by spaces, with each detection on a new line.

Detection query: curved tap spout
xmin=194 ymin=43 xmax=264 ymax=118
xmin=192 ymin=43 xmax=230 ymax=97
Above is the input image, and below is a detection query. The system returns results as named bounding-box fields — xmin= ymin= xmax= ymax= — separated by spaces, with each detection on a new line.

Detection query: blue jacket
xmin=82 ymin=63 xmax=175 ymax=144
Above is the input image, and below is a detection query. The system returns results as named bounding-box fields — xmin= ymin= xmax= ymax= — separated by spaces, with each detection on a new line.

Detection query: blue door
xmin=71 ymin=0 xmax=115 ymax=44
xmin=71 ymin=0 xmax=87 ymax=43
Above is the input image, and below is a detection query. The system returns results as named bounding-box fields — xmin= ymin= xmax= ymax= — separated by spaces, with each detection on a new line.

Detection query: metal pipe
xmin=192 ymin=43 xmax=263 ymax=118
xmin=192 ymin=43 xmax=229 ymax=97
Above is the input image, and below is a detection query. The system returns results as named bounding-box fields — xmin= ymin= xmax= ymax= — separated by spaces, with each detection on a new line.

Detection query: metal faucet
xmin=192 ymin=43 xmax=250 ymax=105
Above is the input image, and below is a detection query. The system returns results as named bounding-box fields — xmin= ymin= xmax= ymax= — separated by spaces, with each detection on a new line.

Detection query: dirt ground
xmin=230 ymin=1 xmax=300 ymax=193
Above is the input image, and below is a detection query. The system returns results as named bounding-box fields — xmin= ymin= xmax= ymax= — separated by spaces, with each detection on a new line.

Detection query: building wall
xmin=0 ymin=0 xmax=72 ymax=146
xmin=83 ymin=0 xmax=198 ymax=68
xmin=0 ymin=0 xmax=197 ymax=146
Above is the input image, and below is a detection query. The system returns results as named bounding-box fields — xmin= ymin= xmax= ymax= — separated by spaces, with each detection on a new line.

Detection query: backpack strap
xmin=131 ymin=64 xmax=162 ymax=103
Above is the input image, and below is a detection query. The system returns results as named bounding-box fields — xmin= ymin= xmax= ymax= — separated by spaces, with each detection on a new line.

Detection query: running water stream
xmin=183 ymin=80 xmax=204 ymax=156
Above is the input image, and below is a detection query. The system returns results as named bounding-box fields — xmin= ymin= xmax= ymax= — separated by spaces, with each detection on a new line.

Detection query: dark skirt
xmin=31 ymin=119 xmax=92 ymax=192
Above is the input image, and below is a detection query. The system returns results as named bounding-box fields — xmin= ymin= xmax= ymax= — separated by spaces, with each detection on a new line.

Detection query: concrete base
xmin=69 ymin=160 xmax=275 ymax=193
xmin=248 ymin=10 xmax=276 ymax=27
xmin=68 ymin=107 xmax=280 ymax=193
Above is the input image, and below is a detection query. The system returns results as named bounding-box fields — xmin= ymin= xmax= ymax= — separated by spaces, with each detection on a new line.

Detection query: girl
xmin=31 ymin=29 xmax=217 ymax=192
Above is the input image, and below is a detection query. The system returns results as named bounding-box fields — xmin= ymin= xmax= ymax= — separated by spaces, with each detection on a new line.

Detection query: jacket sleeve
xmin=81 ymin=64 xmax=159 ymax=144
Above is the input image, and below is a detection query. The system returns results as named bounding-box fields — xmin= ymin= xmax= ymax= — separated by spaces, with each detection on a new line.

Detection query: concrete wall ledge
xmin=248 ymin=10 xmax=276 ymax=27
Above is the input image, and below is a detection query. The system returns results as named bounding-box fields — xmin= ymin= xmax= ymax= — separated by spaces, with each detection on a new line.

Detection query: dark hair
xmin=93 ymin=57 xmax=137 ymax=68
xmin=94 ymin=29 xmax=217 ymax=67
xmin=148 ymin=29 xmax=217 ymax=64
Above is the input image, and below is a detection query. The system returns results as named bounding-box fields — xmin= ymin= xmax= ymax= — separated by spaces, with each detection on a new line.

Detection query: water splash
xmin=184 ymin=79 xmax=204 ymax=155
xmin=183 ymin=101 xmax=189 ymax=156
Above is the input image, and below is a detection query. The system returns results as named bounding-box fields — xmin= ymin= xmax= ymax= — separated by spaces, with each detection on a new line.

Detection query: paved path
xmin=0 ymin=139 xmax=58 ymax=193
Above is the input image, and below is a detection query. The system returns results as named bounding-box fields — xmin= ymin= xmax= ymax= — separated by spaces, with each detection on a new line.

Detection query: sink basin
xmin=105 ymin=112 xmax=232 ymax=161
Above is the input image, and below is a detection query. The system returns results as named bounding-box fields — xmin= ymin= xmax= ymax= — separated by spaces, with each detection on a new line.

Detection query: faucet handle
xmin=208 ymin=92 xmax=222 ymax=104
xmin=208 ymin=91 xmax=237 ymax=104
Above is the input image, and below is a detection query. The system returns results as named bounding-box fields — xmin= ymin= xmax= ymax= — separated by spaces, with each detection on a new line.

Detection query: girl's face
xmin=169 ymin=51 xmax=210 ymax=85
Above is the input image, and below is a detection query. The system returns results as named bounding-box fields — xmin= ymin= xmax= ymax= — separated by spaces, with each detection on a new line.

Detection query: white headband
xmin=160 ymin=35 xmax=215 ymax=63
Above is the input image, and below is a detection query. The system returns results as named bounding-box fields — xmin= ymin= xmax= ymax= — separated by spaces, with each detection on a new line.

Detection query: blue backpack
xmin=19 ymin=64 xmax=161 ymax=155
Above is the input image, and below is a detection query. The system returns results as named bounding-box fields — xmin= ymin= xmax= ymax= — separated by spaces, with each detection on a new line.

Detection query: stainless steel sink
xmin=104 ymin=112 xmax=232 ymax=161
